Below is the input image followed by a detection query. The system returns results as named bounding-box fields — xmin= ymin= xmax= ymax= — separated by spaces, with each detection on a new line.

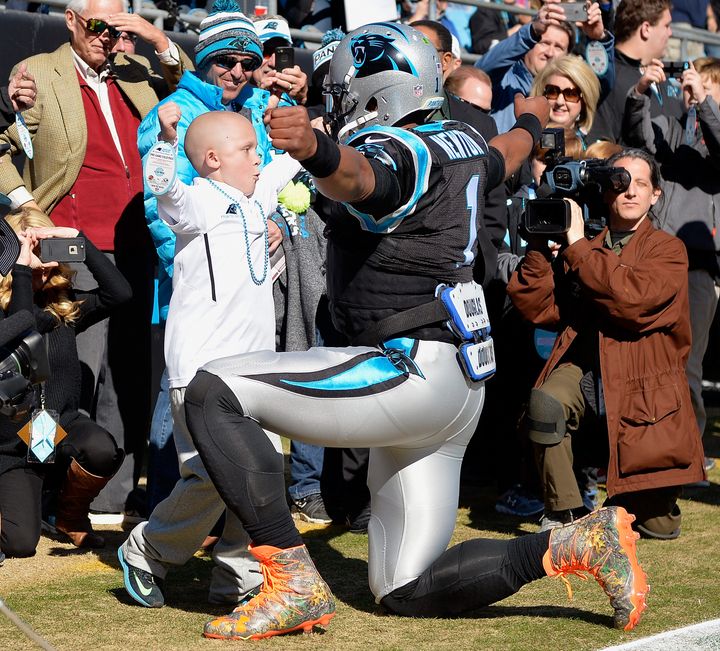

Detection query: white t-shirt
xmin=158 ymin=154 xmax=301 ymax=388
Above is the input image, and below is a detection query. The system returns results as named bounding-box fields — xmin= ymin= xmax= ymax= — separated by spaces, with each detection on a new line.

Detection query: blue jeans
xmin=288 ymin=441 xmax=325 ymax=501
xmin=146 ymin=367 xmax=180 ymax=513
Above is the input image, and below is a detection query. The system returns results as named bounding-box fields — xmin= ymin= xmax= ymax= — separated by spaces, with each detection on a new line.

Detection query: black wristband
xmin=510 ymin=113 xmax=543 ymax=145
xmin=299 ymin=129 xmax=342 ymax=178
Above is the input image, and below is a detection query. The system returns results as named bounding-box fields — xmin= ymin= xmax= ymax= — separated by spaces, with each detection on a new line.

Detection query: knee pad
xmin=526 ymin=388 xmax=566 ymax=445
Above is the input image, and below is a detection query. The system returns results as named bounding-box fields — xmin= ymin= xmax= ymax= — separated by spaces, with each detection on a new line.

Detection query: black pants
xmin=0 ymin=414 xmax=121 ymax=556
xmin=0 ymin=466 xmax=44 ymax=557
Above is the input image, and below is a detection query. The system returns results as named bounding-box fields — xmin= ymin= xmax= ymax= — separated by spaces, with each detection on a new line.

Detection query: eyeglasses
xmin=73 ymin=12 xmax=122 ymax=39
xmin=454 ymin=94 xmax=491 ymax=114
xmin=118 ymin=32 xmax=137 ymax=44
xmin=213 ymin=55 xmax=258 ymax=72
xmin=543 ymin=84 xmax=582 ymax=103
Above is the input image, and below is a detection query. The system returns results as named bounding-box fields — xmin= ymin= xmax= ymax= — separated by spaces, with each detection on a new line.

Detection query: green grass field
xmin=1 ymin=429 xmax=718 ymax=651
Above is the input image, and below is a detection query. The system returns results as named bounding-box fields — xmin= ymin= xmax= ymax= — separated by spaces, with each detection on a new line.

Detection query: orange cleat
xmin=542 ymin=506 xmax=649 ymax=631
xmin=203 ymin=543 xmax=336 ymax=640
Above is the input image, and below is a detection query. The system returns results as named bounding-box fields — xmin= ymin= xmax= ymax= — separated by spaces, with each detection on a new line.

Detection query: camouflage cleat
xmin=203 ymin=543 xmax=336 ymax=640
xmin=542 ymin=506 xmax=649 ymax=631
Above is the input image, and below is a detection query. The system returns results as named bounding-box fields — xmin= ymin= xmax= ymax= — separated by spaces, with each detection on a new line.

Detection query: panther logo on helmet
xmin=350 ymin=34 xmax=417 ymax=79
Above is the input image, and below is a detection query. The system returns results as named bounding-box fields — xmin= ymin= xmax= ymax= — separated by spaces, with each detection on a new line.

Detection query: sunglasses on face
xmin=74 ymin=12 xmax=122 ymax=39
xmin=543 ymin=84 xmax=582 ymax=103
xmin=213 ymin=55 xmax=257 ymax=72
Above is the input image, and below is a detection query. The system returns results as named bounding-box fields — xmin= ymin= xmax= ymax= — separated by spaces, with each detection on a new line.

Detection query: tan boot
xmin=55 ymin=459 xmax=111 ymax=549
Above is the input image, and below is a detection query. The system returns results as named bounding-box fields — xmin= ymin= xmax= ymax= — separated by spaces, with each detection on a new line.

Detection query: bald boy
xmin=118 ymin=103 xmax=301 ymax=608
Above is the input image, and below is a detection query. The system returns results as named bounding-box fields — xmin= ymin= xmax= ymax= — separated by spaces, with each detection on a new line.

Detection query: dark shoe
xmin=347 ymin=504 xmax=371 ymax=534
xmin=539 ymin=509 xmax=575 ymax=532
xmin=543 ymin=506 xmax=649 ymax=631
xmin=203 ymin=544 xmax=335 ymax=640
xmin=495 ymin=485 xmax=544 ymax=517
xmin=290 ymin=494 xmax=332 ymax=524
xmin=117 ymin=546 xmax=165 ymax=608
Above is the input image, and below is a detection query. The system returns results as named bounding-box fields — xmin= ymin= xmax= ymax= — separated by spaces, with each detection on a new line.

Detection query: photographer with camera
xmin=0 ymin=208 xmax=130 ymax=559
xmin=508 ymin=148 xmax=705 ymax=538
xmin=623 ymin=56 xmax=720 ymax=480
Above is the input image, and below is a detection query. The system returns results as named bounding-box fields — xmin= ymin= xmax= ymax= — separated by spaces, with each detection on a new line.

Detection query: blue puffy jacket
xmin=139 ymin=70 xmax=289 ymax=321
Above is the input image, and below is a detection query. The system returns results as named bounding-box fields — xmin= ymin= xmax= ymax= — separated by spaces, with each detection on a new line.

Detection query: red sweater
xmin=51 ymin=72 xmax=143 ymax=251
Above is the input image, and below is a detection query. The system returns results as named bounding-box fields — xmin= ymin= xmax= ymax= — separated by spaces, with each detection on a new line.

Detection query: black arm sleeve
xmin=487 ymin=146 xmax=506 ymax=191
xmin=73 ymin=234 xmax=132 ymax=333
xmin=346 ymin=157 xmax=406 ymax=218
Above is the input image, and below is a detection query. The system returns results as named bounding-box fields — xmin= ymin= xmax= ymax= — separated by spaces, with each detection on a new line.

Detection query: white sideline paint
xmin=601 ymin=619 xmax=720 ymax=650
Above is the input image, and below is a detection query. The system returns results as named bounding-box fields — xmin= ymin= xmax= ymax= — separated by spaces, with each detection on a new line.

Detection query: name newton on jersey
xmin=428 ymin=130 xmax=486 ymax=161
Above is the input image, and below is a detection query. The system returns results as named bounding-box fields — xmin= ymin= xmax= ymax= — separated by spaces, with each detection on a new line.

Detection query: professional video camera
xmin=0 ymin=312 xmax=49 ymax=419
xmin=521 ymin=128 xmax=631 ymax=237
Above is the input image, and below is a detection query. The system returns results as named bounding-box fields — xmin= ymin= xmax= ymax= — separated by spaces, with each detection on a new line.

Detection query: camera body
xmin=662 ymin=60 xmax=689 ymax=79
xmin=521 ymin=129 xmax=631 ymax=237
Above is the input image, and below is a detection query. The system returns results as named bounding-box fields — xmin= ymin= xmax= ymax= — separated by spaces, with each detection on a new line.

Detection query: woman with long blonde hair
xmin=530 ymin=54 xmax=601 ymax=147
xmin=0 ymin=208 xmax=131 ymax=558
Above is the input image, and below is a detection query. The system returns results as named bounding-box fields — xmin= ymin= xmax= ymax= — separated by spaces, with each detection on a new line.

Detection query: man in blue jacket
xmin=478 ymin=1 xmax=614 ymax=133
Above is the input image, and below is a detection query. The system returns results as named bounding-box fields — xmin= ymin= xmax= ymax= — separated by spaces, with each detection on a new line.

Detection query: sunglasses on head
xmin=74 ymin=12 xmax=122 ymax=39
xmin=213 ymin=55 xmax=257 ymax=72
xmin=543 ymin=84 xmax=582 ymax=103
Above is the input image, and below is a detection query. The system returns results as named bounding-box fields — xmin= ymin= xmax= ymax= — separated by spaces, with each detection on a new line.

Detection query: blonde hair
xmin=693 ymin=56 xmax=720 ymax=85
xmin=584 ymin=140 xmax=623 ymax=160
xmin=0 ymin=208 xmax=81 ymax=324
xmin=530 ymin=55 xmax=601 ymax=133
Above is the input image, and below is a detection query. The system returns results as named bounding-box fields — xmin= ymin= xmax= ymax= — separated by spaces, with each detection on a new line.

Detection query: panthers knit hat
xmin=194 ymin=0 xmax=263 ymax=71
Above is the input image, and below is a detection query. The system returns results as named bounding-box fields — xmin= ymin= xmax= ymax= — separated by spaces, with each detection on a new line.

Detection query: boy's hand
xmin=267 ymin=106 xmax=318 ymax=161
xmin=158 ymin=102 xmax=181 ymax=143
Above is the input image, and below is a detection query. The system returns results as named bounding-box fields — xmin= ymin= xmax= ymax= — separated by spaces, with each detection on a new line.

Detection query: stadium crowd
xmin=0 ymin=0 xmax=716 ymax=641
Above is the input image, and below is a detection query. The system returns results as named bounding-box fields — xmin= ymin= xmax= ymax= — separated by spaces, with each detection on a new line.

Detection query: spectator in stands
xmin=508 ymin=148 xmax=706 ymax=538
xmin=412 ymin=20 xmax=507 ymax=283
xmin=446 ymin=65 xmax=494 ymax=112
xmin=666 ymin=0 xmax=708 ymax=60
xmin=530 ymin=54 xmax=601 ymax=146
xmin=478 ymin=1 xmax=613 ymax=134
xmin=623 ymin=57 xmax=720 ymax=477
xmin=119 ymin=1 xmax=286 ymax=609
xmin=111 ymin=30 xmax=137 ymax=54
xmin=0 ymin=208 xmax=129 ymax=558
xmin=252 ymin=14 xmax=309 ymax=105
xmin=0 ymin=0 xmax=188 ymax=523
xmin=469 ymin=0 xmax=517 ymax=55
xmin=589 ymin=0 xmax=683 ymax=143
xmin=0 ymin=64 xmax=36 ymax=130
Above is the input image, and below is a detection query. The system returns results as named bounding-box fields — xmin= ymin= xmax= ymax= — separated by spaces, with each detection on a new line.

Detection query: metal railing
xmin=5 ymin=0 xmax=720 ymax=62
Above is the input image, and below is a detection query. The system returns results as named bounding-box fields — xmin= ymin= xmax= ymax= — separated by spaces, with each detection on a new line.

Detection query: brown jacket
xmin=0 ymin=42 xmax=188 ymax=213
xmin=508 ymin=218 xmax=705 ymax=495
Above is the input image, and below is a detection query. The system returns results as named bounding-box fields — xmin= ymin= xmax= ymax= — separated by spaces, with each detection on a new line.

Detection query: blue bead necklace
xmin=207 ymin=179 xmax=269 ymax=286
